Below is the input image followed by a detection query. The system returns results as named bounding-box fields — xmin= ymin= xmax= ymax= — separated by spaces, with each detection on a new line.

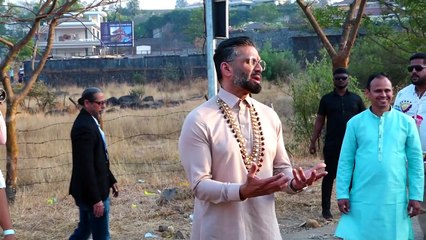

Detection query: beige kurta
xmin=179 ymin=88 xmax=293 ymax=240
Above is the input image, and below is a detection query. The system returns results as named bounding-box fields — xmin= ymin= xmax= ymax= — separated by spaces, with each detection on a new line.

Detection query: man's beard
xmin=91 ymin=110 xmax=103 ymax=121
xmin=411 ymin=75 xmax=426 ymax=86
xmin=234 ymin=71 xmax=262 ymax=94
xmin=335 ymin=83 xmax=348 ymax=90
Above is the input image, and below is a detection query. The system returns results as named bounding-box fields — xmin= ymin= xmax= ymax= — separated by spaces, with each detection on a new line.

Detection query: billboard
xmin=101 ymin=21 xmax=134 ymax=47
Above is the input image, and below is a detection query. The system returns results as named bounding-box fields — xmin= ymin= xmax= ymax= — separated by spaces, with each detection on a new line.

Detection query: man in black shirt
xmin=309 ymin=68 xmax=365 ymax=220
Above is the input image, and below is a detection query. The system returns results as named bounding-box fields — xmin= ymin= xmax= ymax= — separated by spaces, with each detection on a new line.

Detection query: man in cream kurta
xmin=335 ymin=73 xmax=424 ymax=240
xmin=179 ymin=36 xmax=327 ymax=240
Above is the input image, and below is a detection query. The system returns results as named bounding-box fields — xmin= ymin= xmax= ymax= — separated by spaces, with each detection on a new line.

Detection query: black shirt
xmin=318 ymin=89 xmax=365 ymax=148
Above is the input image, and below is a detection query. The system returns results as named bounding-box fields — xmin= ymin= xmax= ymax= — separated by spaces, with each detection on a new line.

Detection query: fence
xmin=0 ymin=104 xmax=199 ymax=190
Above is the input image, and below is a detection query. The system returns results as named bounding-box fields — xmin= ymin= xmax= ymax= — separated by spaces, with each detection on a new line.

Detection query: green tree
xmin=363 ymin=0 xmax=426 ymax=54
xmin=26 ymin=81 xmax=57 ymax=111
xmin=230 ymin=9 xmax=250 ymax=27
xmin=250 ymin=3 xmax=281 ymax=23
xmin=175 ymin=0 xmax=188 ymax=9
xmin=277 ymin=2 xmax=308 ymax=29
xmin=137 ymin=14 xmax=167 ymax=38
xmin=260 ymin=41 xmax=300 ymax=82
xmin=0 ymin=0 xmax=7 ymax=35
xmin=347 ymin=0 xmax=426 ymax=87
xmin=125 ymin=0 xmax=139 ymax=17
xmin=185 ymin=9 xmax=204 ymax=43
xmin=138 ymin=8 xmax=204 ymax=43
xmin=107 ymin=5 xmax=132 ymax=22
xmin=349 ymin=36 xmax=407 ymax=88
xmin=312 ymin=5 xmax=346 ymax=28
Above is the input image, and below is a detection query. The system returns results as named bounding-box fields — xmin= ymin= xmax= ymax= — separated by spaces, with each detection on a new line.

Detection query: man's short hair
xmin=77 ymin=87 xmax=102 ymax=106
xmin=213 ymin=36 xmax=256 ymax=82
xmin=333 ymin=68 xmax=349 ymax=76
xmin=365 ymin=72 xmax=390 ymax=90
xmin=409 ymin=53 xmax=426 ymax=64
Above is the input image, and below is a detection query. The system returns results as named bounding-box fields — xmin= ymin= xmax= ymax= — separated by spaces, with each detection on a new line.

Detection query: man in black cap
xmin=69 ymin=87 xmax=119 ymax=240
xmin=309 ymin=68 xmax=365 ymax=220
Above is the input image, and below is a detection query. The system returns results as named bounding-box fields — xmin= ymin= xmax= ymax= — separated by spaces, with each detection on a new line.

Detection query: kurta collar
xmin=407 ymin=84 xmax=426 ymax=99
xmin=368 ymin=106 xmax=394 ymax=118
xmin=407 ymin=84 xmax=416 ymax=96
xmin=217 ymin=88 xmax=253 ymax=108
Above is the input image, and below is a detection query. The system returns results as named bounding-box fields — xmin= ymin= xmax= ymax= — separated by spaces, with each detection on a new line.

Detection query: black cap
xmin=77 ymin=87 xmax=102 ymax=106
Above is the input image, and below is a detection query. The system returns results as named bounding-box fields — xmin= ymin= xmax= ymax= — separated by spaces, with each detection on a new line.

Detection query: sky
xmin=139 ymin=0 xmax=342 ymax=10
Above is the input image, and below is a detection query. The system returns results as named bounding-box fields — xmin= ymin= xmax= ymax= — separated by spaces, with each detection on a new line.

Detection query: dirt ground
xmin=282 ymin=216 xmax=424 ymax=240
xmin=11 ymin=179 xmax=334 ymax=239
xmin=10 ymin=175 xmax=425 ymax=239
xmin=275 ymin=183 xmax=340 ymax=239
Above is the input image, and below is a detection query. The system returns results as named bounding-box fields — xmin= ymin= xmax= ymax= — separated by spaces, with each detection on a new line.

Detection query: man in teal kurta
xmin=335 ymin=73 xmax=424 ymax=240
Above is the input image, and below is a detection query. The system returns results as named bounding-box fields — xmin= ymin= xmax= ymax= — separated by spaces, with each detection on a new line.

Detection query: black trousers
xmin=321 ymin=146 xmax=340 ymax=212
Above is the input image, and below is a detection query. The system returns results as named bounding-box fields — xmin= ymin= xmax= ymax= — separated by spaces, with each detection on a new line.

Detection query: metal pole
xmin=205 ymin=0 xmax=217 ymax=99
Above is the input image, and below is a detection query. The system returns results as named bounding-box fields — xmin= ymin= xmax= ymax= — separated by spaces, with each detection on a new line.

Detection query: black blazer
xmin=69 ymin=108 xmax=117 ymax=206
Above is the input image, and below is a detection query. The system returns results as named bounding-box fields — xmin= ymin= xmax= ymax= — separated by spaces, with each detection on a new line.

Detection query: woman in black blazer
xmin=69 ymin=87 xmax=118 ymax=240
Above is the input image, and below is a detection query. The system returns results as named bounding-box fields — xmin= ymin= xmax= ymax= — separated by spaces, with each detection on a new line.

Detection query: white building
xmin=38 ymin=11 xmax=107 ymax=58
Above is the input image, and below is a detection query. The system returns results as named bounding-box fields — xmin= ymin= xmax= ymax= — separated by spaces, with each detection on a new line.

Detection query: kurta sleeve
xmin=272 ymin=117 xmax=296 ymax=194
xmin=405 ymin=118 xmax=424 ymax=201
xmin=179 ymin=112 xmax=241 ymax=204
xmin=336 ymin=119 xmax=357 ymax=200
xmin=273 ymin=114 xmax=293 ymax=177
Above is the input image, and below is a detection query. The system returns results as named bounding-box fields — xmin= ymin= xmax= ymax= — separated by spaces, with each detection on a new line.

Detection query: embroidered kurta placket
xmin=237 ymin=100 xmax=252 ymax=155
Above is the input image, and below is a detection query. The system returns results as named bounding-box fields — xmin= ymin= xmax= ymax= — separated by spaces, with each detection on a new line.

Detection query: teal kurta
xmin=335 ymin=108 xmax=424 ymax=240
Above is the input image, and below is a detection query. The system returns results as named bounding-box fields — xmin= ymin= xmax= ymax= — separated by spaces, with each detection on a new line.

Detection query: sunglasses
xmin=334 ymin=76 xmax=348 ymax=81
xmin=408 ymin=65 xmax=425 ymax=72
xmin=91 ymin=100 xmax=106 ymax=105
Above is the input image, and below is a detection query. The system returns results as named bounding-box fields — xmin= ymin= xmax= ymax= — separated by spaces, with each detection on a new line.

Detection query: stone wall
xmin=24 ymin=54 xmax=207 ymax=86
xmin=24 ymin=28 xmax=345 ymax=86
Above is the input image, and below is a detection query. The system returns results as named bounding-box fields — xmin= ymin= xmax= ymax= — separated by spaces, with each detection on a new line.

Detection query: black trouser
xmin=321 ymin=146 xmax=340 ymax=212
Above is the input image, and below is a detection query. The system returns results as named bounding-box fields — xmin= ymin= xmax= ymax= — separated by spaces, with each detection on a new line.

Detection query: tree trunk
xmin=5 ymin=102 xmax=18 ymax=202
xmin=332 ymin=55 xmax=349 ymax=70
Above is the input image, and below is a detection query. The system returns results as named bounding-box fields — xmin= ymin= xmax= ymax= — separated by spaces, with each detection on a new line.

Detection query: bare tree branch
xmin=296 ymin=0 xmax=367 ymax=69
xmin=378 ymin=0 xmax=409 ymax=33
xmin=339 ymin=0 xmax=358 ymax=51
xmin=364 ymin=34 xmax=407 ymax=61
xmin=345 ymin=0 xmax=366 ymax=57
xmin=296 ymin=0 xmax=337 ymax=58
xmin=0 ymin=37 xmax=14 ymax=48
